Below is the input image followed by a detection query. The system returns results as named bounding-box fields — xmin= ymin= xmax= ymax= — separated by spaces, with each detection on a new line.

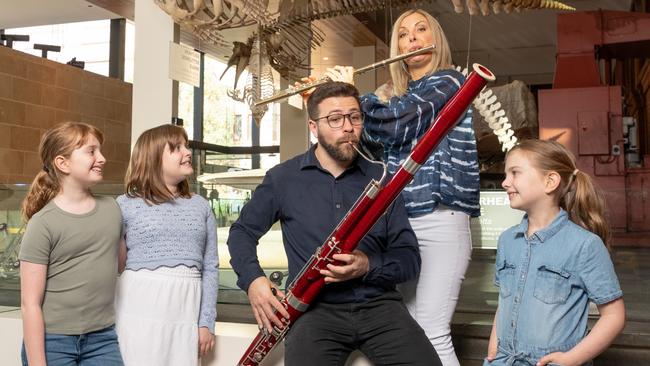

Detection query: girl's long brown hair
xmin=509 ymin=139 xmax=610 ymax=244
xmin=125 ymin=124 xmax=190 ymax=204
xmin=22 ymin=122 xmax=104 ymax=221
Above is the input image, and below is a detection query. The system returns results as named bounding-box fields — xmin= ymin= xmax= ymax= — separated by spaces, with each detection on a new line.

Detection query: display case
xmin=0 ymin=181 xmax=288 ymax=311
xmin=0 ymin=177 xmax=527 ymax=315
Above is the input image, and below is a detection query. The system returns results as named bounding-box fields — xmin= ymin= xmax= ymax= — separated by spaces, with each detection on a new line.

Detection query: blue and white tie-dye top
xmin=360 ymin=68 xmax=480 ymax=218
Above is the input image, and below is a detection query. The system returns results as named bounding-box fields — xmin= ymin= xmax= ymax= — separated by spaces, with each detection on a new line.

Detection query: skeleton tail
xmin=457 ymin=66 xmax=518 ymax=151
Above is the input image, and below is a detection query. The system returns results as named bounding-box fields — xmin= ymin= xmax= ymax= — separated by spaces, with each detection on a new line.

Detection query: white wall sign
xmin=470 ymin=191 xmax=525 ymax=249
xmin=169 ymin=41 xmax=200 ymax=87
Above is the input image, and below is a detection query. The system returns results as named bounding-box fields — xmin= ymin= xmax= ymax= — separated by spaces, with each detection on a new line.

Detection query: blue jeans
xmin=22 ymin=325 xmax=124 ymax=366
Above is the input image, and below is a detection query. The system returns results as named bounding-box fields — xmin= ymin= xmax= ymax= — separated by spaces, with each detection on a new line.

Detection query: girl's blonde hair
xmin=389 ymin=9 xmax=453 ymax=96
xmin=125 ymin=124 xmax=190 ymax=204
xmin=22 ymin=122 xmax=104 ymax=221
xmin=509 ymin=139 xmax=610 ymax=244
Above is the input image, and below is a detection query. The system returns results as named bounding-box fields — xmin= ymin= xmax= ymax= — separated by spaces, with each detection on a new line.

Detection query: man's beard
xmin=318 ymin=135 xmax=358 ymax=163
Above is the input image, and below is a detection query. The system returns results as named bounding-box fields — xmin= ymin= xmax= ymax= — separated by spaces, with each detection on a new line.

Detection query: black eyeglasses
xmin=315 ymin=112 xmax=364 ymax=129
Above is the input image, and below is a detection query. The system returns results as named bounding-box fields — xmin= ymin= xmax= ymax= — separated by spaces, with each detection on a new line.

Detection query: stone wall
xmin=0 ymin=45 xmax=132 ymax=184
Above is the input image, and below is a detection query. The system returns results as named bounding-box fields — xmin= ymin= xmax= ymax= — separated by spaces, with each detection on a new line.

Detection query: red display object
xmin=541 ymin=10 xmax=650 ymax=232
xmin=553 ymin=10 xmax=650 ymax=88
xmin=237 ymin=64 xmax=495 ymax=366
xmin=538 ymin=86 xmax=626 ymax=230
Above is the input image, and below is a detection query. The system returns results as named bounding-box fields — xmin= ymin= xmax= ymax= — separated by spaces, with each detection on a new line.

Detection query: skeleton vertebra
xmin=457 ymin=66 xmax=518 ymax=152
xmin=452 ymin=0 xmax=575 ymax=16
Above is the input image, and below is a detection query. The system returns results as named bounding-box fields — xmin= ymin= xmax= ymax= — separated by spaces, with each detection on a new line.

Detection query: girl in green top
xmin=19 ymin=122 xmax=124 ymax=366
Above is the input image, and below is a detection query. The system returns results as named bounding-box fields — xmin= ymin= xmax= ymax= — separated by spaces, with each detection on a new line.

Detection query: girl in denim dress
xmin=485 ymin=140 xmax=625 ymax=366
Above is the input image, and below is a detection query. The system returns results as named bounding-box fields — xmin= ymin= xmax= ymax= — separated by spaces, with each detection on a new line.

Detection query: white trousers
xmin=399 ymin=208 xmax=472 ymax=366
xmin=115 ymin=266 xmax=201 ymax=366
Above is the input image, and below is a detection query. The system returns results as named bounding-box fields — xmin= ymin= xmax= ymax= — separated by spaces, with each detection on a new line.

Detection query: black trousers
xmin=284 ymin=292 xmax=441 ymax=366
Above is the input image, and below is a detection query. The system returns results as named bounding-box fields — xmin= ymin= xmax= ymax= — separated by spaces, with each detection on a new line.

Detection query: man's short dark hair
xmin=307 ymin=82 xmax=360 ymax=121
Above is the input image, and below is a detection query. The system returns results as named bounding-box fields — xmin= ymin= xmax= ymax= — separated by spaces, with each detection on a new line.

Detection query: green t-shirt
xmin=19 ymin=195 xmax=122 ymax=334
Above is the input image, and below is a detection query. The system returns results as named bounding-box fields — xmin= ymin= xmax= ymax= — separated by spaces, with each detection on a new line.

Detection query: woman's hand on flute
xmin=295 ymin=76 xmax=318 ymax=104
xmin=295 ymin=65 xmax=354 ymax=105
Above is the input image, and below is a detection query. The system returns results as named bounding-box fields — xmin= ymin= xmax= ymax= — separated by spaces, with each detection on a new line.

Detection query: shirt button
xmin=514 ymin=297 xmax=519 ymax=304
xmin=336 ymin=204 xmax=341 ymax=208
xmin=511 ymin=320 xmax=515 ymax=327
xmin=521 ymin=274 xmax=525 ymax=280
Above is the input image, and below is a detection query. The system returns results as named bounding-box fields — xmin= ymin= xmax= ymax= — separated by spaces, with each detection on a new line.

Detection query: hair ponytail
xmin=20 ymin=122 xmax=104 ymax=221
xmin=22 ymin=170 xmax=61 ymax=221
xmin=509 ymin=140 xmax=610 ymax=245
xmin=562 ymin=170 xmax=610 ymax=245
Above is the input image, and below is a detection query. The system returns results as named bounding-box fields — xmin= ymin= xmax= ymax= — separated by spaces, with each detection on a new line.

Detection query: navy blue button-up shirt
xmin=227 ymin=144 xmax=421 ymax=304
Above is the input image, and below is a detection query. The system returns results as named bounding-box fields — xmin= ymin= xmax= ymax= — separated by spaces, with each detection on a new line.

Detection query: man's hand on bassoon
xmin=247 ymin=276 xmax=289 ymax=333
xmin=320 ymin=250 xmax=370 ymax=283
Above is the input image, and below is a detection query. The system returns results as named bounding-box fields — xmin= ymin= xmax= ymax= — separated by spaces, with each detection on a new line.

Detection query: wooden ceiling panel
xmin=86 ymin=0 xmax=134 ymax=20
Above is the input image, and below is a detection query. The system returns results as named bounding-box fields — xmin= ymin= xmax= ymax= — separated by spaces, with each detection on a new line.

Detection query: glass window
xmin=178 ymin=80 xmax=195 ymax=139
xmin=199 ymin=54 xmax=280 ymax=170
xmin=7 ymin=19 xmax=135 ymax=82
xmin=7 ymin=20 xmax=111 ymax=77
xmin=124 ymin=20 xmax=135 ymax=83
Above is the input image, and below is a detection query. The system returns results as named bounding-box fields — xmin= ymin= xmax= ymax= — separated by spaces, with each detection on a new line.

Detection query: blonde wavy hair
xmin=508 ymin=140 xmax=610 ymax=245
xmin=22 ymin=122 xmax=104 ymax=221
xmin=124 ymin=124 xmax=191 ymax=204
xmin=389 ymin=9 xmax=454 ymax=96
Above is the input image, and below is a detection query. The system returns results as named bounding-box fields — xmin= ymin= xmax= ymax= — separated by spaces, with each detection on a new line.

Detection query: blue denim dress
xmin=485 ymin=209 xmax=622 ymax=366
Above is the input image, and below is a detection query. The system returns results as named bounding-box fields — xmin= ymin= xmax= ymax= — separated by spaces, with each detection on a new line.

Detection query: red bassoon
xmin=238 ymin=63 xmax=495 ymax=366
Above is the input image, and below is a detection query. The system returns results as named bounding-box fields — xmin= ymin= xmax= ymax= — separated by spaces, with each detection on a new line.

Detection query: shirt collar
xmin=299 ymin=144 xmax=368 ymax=176
xmin=513 ymin=208 xmax=569 ymax=243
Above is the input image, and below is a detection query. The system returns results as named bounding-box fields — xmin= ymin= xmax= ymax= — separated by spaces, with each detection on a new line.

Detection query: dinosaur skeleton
xmin=154 ymin=0 xmax=572 ymax=126
xmin=155 ymin=0 xmax=574 ymax=81
xmin=153 ymin=0 xmax=275 ymax=47
xmin=452 ymin=0 xmax=574 ymax=16
xmin=227 ymin=35 xmax=275 ymax=125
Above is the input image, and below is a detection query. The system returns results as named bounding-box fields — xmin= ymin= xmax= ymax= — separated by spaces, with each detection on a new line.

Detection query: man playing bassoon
xmin=227 ymin=82 xmax=441 ymax=366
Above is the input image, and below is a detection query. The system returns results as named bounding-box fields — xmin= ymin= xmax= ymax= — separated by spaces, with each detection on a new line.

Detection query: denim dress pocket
xmin=533 ymin=265 xmax=572 ymax=304
xmin=496 ymin=260 xmax=516 ymax=298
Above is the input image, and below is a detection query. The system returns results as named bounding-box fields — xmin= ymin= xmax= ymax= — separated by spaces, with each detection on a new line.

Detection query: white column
xmin=131 ymin=0 xmax=176 ymax=143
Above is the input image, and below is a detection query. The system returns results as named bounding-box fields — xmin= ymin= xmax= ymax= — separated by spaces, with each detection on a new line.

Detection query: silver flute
xmin=253 ymin=44 xmax=436 ymax=107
